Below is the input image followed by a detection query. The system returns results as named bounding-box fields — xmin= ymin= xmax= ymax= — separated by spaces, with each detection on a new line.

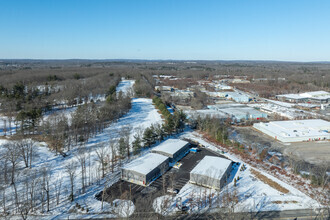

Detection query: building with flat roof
xmin=208 ymin=104 xmax=267 ymax=122
xmin=151 ymin=139 xmax=190 ymax=163
xmin=226 ymin=92 xmax=250 ymax=103
xmin=276 ymin=91 xmax=330 ymax=103
xmin=190 ymin=156 xmax=232 ymax=190
xmin=121 ymin=153 xmax=169 ymax=186
xmin=253 ymin=119 xmax=330 ymax=143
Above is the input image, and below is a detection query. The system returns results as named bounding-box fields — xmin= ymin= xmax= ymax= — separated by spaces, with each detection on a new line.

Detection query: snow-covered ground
xmin=152 ymin=131 xmax=322 ymax=216
xmin=0 ymin=97 xmax=161 ymax=219
xmin=87 ymin=98 xmax=162 ymax=146
xmin=42 ymin=106 xmax=77 ymax=125
xmin=116 ymin=79 xmax=135 ymax=96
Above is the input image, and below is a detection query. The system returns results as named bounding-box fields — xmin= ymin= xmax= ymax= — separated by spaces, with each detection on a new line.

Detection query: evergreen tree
xmin=154 ymin=123 xmax=165 ymax=142
xmin=118 ymin=137 xmax=126 ymax=158
xmin=132 ymin=135 xmax=142 ymax=155
xmin=143 ymin=127 xmax=156 ymax=147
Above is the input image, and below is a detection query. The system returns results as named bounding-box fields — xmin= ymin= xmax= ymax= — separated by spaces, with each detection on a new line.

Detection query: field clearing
xmin=251 ymin=168 xmax=289 ymax=194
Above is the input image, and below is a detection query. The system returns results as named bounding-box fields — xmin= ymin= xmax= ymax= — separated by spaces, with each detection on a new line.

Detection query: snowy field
xmin=152 ymin=131 xmax=321 ymax=216
xmin=116 ymin=79 xmax=135 ymax=96
xmin=87 ymin=98 xmax=162 ymax=146
xmin=42 ymin=106 xmax=77 ymax=125
xmin=0 ymin=97 xmax=161 ymax=219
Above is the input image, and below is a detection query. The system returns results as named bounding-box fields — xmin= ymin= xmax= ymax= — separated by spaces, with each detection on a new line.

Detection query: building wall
xmin=171 ymin=143 xmax=190 ymax=163
xmin=190 ymin=173 xmax=221 ymax=189
xmin=219 ymin=162 xmax=232 ymax=189
xmin=145 ymin=158 xmax=169 ymax=185
xmin=121 ymin=169 xmax=146 ymax=186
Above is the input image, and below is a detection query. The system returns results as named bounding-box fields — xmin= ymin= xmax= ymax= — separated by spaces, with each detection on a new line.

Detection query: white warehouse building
xmin=190 ymin=156 xmax=232 ymax=190
xmin=121 ymin=153 xmax=169 ymax=186
xmin=253 ymin=119 xmax=330 ymax=143
xmin=151 ymin=139 xmax=190 ymax=163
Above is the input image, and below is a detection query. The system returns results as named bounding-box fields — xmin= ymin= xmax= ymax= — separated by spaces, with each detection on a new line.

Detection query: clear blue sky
xmin=1 ymin=0 xmax=330 ymax=61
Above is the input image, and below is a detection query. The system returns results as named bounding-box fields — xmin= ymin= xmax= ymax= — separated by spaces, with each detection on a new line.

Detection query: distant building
xmin=276 ymin=91 xmax=330 ymax=103
xmin=208 ymin=104 xmax=267 ymax=122
xmin=190 ymin=156 xmax=232 ymax=190
xmin=170 ymin=90 xmax=195 ymax=98
xmin=253 ymin=119 xmax=330 ymax=143
xmin=151 ymin=139 xmax=190 ymax=163
xmin=221 ymin=78 xmax=250 ymax=84
xmin=121 ymin=153 xmax=169 ymax=186
xmin=155 ymin=86 xmax=174 ymax=92
xmin=226 ymin=92 xmax=250 ymax=103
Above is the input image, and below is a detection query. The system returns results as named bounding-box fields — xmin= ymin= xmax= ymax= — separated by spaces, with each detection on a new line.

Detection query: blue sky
xmin=1 ymin=0 xmax=330 ymax=61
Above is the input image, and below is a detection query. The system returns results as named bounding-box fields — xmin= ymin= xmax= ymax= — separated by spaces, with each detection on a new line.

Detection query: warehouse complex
xmin=151 ymin=139 xmax=190 ymax=163
xmin=121 ymin=153 xmax=169 ymax=186
xmin=226 ymin=92 xmax=250 ymax=103
xmin=253 ymin=119 xmax=330 ymax=143
xmin=190 ymin=156 xmax=232 ymax=190
xmin=276 ymin=90 xmax=330 ymax=103
xmin=208 ymin=104 xmax=267 ymax=122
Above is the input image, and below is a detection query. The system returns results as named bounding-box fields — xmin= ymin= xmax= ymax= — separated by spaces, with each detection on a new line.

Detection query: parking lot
xmin=99 ymin=143 xmax=231 ymax=214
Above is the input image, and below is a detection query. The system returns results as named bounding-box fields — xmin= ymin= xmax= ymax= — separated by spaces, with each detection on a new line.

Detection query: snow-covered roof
xmin=190 ymin=156 xmax=232 ymax=179
xmin=122 ymin=153 xmax=168 ymax=175
xmin=276 ymin=94 xmax=305 ymax=100
xmin=185 ymin=109 xmax=228 ymax=119
xmin=152 ymin=139 xmax=189 ymax=156
xmin=277 ymin=91 xmax=330 ymax=100
xmin=218 ymin=107 xmax=266 ymax=117
xmin=301 ymin=91 xmax=329 ymax=98
xmin=254 ymin=119 xmax=330 ymax=140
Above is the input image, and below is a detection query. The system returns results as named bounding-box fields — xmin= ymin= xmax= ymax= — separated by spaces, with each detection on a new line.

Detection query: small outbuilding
xmin=151 ymin=139 xmax=190 ymax=163
xmin=190 ymin=156 xmax=232 ymax=190
xmin=121 ymin=153 xmax=169 ymax=186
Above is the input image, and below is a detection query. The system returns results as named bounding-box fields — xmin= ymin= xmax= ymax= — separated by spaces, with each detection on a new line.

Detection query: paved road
xmin=195 ymin=208 xmax=329 ymax=220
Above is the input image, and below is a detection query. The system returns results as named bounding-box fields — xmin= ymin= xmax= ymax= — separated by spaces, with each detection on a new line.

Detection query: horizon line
xmin=0 ymin=58 xmax=329 ymax=63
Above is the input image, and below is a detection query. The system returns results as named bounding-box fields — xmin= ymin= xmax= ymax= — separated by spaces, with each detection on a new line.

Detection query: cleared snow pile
xmin=153 ymin=195 xmax=175 ymax=216
xmin=112 ymin=199 xmax=135 ymax=217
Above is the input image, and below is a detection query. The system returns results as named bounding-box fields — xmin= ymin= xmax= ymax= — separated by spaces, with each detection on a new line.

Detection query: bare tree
xmin=96 ymin=143 xmax=108 ymax=178
xmin=65 ymin=161 xmax=77 ymax=202
xmin=54 ymin=173 xmax=63 ymax=205
xmin=17 ymin=139 xmax=37 ymax=168
xmin=41 ymin=167 xmax=51 ymax=212
xmin=76 ymin=147 xmax=87 ymax=193
xmin=3 ymin=142 xmax=21 ymax=185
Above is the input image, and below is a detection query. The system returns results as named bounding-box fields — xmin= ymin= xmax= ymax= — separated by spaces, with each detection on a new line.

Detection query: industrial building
xmin=253 ymin=119 xmax=330 ymax=143
xmin=151 ymin=139 xmax=190 ymax=163
xmin=121 ymin=153 xmax=169 ymax=186
xmin=226 ymin=92 xmax=250 ymax=103
xmin=208 ymin=104 xmax=267 ymax=122
xmin=190 ymin=156 xmax=232 ymax=190
xmin=185 ymin=109 xmax=228 ymax=120
xmin=276 ymin=91 xmax=330 ymax=103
